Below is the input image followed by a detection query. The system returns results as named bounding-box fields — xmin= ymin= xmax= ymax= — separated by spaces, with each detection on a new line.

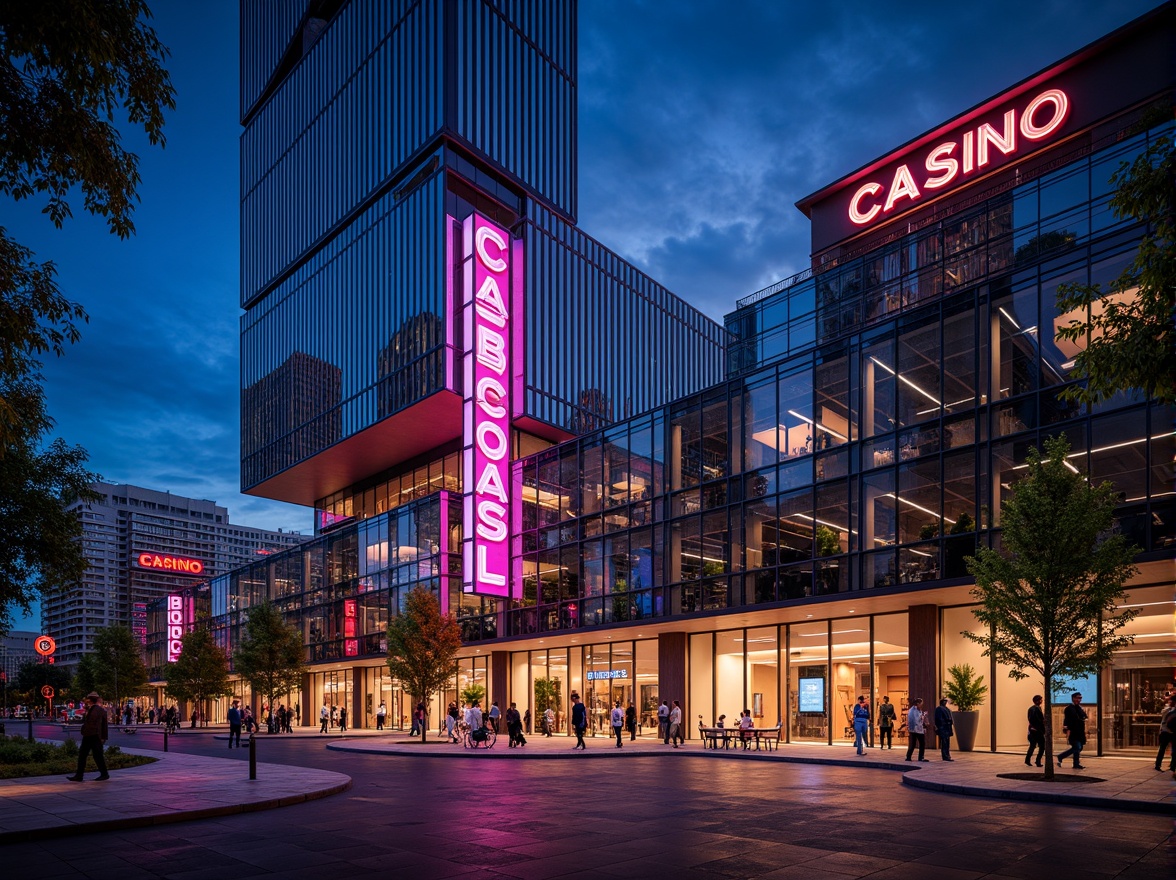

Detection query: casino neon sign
xmin=848 ymin=88 xmax=1070 ymax=226
xmin=166 ymin=594 xmax=190 ymax=662
xmin=137 ymin=552 xmax=205 ymax=575
xmin=460 ymin=212 xmax=519 ymax=599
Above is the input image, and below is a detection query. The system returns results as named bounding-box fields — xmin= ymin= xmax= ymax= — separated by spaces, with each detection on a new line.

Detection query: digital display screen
xmin=798 ymin=677 xmax=825 ymax=713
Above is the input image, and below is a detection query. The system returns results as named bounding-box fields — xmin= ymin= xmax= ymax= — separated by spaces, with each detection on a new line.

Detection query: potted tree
xmin=944 ymin=663 xmax=987 ymax=751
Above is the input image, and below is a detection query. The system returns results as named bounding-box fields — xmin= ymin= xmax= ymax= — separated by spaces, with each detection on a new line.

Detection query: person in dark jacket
xmin=1026 ymin=695 xmax=1046 ymax=766
xmin=67 ymin=692 xmax=110 ymax=782
xmin=934 ymin=698 xmax=954 ymax=761
xmin=570 ymin=693 xmax=587 ymax=750
xmin=227 ymin=700 xmax=242 ymax=748
xmin=1154 ymin=695 xmax=1176 ymax=774
xmin=505 ymin=702 xmax=523 ymax=747
xmin=625 ymin=702 xmax=638 ymax=741
xmin=1056 ymin=692 xmax=1088 ymax=769
xmin=877 ymin=696 xmax=897 ymax=749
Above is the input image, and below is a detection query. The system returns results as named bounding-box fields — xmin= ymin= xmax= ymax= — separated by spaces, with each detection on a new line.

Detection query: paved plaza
xmin=0 ymin=724 xmax=1171 ymax=878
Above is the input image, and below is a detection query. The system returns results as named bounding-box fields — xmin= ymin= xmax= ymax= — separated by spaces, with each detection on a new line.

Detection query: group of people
xmin=318 ymin=702 xmax=348 ymax=733
xmin=656 ymin=699 xmax=685 ymax=748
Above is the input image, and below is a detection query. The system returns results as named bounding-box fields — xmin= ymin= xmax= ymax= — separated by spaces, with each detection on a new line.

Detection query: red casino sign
xmin=137 ymin=552 xmax=205 ymax=576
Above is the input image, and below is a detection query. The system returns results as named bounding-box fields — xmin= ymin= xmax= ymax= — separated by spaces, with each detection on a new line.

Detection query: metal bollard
xmin=163 ymin=728 xmax=169 ymax=752
xmin=248 ymin=732 xmax=256 ymax=780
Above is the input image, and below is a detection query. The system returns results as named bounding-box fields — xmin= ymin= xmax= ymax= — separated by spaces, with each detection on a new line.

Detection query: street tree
xmin=1056 ymin=130 xmax=1175 ymax=405
xmin=386 ymin=586 xmax=462 ymax=743
xmin=233 ymin=601 xmax=304 ymax=733
xmin=14 ymin=656 xmax=73 ymax=708
xmin=72 ymin=625 xmax=149 ymax=709
xmin=963 ymin=435 xmax=1139 ymax=778
xmin=164 ymin=628 xmax=232 ymax=727
xmin=0 ymin=377 xmax=96 ymax=632
xmin=0 ymin=0 xmax=173 ymax=632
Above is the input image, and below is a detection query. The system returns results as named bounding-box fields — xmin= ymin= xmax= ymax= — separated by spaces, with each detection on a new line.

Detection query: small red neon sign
xmin=137 ymin=552 xmax=205 ymax=575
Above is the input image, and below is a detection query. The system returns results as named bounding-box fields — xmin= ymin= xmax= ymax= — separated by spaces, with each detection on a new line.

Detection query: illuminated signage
xmin=586 ymin=669 xmax=630 ymax=681
xmin=131 ymin=602 xmax=147 ymax=645
xmin=35 ymin=635 xmax=56 ymax=656
xmin=137 ymin=552 xmax=205 ymax=576
xmin=460 ymin=212 xmax=522 ymax=600
xmin=166 ymin=594 xmax=190 ymax=663
xmin=848 ymin=89 xmax=1069 ymax=226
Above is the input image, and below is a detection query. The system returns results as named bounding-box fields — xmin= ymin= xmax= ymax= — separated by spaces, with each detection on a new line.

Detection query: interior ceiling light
xmin=868 ymin=356 xmax=941 ymax=407
xmin=787 ymin=409 xmax=848 ymax=441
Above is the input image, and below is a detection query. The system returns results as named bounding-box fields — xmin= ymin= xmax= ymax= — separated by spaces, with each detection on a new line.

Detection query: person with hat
xmin=67 ymin=692 xmax=110 ymax=782
xmin=227 ymin=699 xmax=243 ymax=748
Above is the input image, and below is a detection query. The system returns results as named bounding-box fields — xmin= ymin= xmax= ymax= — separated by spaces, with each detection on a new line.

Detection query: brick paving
xmin=1 ymin=723 xmax=1171 ymax=878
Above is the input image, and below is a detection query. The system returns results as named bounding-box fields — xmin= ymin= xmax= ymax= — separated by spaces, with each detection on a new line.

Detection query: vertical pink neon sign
xmin=166 ymin=594 xmax=186 ymax=662
xmin=461 ymin=213 xmax=518 ymax=599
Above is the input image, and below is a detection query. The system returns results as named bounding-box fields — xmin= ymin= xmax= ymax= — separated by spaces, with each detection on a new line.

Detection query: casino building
xmin=151 ymin=1 xmax=1174 ymax=754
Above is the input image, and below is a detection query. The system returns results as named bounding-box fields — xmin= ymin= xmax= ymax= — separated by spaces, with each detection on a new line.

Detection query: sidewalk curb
xmin=324 ymin=741 xmax=1175 ymax=815
xmin=901 ymin=773 xmax=1176 ymax=815
xmin=0 ymin=766 xmax=352 ymax=844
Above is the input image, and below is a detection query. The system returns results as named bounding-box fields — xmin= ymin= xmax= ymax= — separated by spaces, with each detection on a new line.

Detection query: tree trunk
xmin=1043 ymin=676 xmax=1054 ymax=780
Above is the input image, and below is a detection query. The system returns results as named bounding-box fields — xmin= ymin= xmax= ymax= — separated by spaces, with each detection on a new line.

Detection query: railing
xmin=735 ymin=266 xmax=814 ymax=309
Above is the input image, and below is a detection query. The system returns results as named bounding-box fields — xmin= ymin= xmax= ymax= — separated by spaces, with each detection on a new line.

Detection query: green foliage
xmin=76 ymin=626 xmax=149 ymax=705
xmin=14 ymin=657 xmax=72 ymax=695
xmin=919 ymin=522 xmax=941 ymax=541
xmin=460 ymin=682 xmax=486 ymax=707
xmin=534 ymin=677 xmax=560 ymax=711
xmin=1055 ymin=132 xmax=1176 ymax=405
xmin=0 ymin=0 xmax=172 ymax=631
xmin=1013 ymin=229 xmax=1078 ymax=265
xmin=386 ymin=587 xmax=462 ymax=742
xmin=0 ymin=735 xmax=152 ymax=778
xmin=0 ymin=377 xmax=97 ymax=633
xmin=233 ymin=601 xmax=304 ymax=727
xmin=816 ymin=525 xmax=841 ymax=557
xmin=964 ymin=435 xmax=1139 ymax=777
xmin=165 ymin=627 xmax=233 ymax=717
xmin=949 ymin=512 xmax=975 ymax=535
xmin=944 ymin=664 xmax=988 ymax=711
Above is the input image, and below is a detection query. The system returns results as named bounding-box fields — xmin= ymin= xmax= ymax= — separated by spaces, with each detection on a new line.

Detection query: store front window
xmin=1103 ymin=586 xmax=1175 ymax=755
xmin=789 ymin=620 xmax=828 ymax=741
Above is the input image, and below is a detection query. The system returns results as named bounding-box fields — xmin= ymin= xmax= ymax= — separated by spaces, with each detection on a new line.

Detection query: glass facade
xmin=161 ymin=3 xmax=1176 ymax=754
xmin=240 ymin=0 xmax=725 ymax=495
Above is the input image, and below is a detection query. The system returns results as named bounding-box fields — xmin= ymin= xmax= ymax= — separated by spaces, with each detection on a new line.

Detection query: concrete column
xmin=491 ymin=651 xmax=510 ymax=717
xmin=658 ymin=632 xmax=687 ymax=738
xmin=352 ymin=666 xmax=364 ymax=729
xmin=908 ymin=604 xmax=939 ymax=747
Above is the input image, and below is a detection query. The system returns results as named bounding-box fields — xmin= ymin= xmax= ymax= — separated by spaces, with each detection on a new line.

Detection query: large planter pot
xmin=953 ymin=710 xmax=981 ymax=752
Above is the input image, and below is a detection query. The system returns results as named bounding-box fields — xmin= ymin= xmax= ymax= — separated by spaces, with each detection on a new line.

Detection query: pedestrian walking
xmin=1026 ymin=695 xmax=1046 ymax=766
xmin=611 ymin=701 xmax=625 ymax=748
xmin=658 ymin=700 xmax=670 ymax=744
xmin=905 ymin=697 xmax=928 ymax=762
xmin=489 ymin=701 xmax=501 ymax=734
xmin=447 ymin=701 xmax=459 ymax=742
xmin=934 ymin=698 xmax=954 ymax=761
xmin=227 ymin=700 xmax=242 ymax=748
xmin=338 ymin=705 xmax=347 ymax=733
xmin=277 ymin=704 xmax=287 ymax=734
xmin=543 ymin=706 xmax=555 ymax=736
xmin=376 ymin=701 xmax=387 ymax=730
xmin=320 ymin=704 xmax=329 ymax=734
xmin=330 ymin=705 xmax=338 ymax=730
xmin=1056 ymin=692 xmax=1088 ymax=769
xmin=853 ymin=695 xmax=871 ymax=755
xmin=243 ymin=706 xmax=256 ymax=735
xmin=878 ymin=695 xmax=896 ymax=749
xmin=626 ymin=702 xmax=637 ymax=740
xmin=66 ymin=692 xmax=110 ymax=782
xmin=1156 ymin=696 xmax=1176 ymax=774
xmin=571 ymin=693 xmax=587 ymax=749
xmin=506 ymin=702 xmax=525 ymax=747
xmin=190 ymin=706 xmax=200 ymax=728
xmin=668 ymin=700 xmax=684 ymax=748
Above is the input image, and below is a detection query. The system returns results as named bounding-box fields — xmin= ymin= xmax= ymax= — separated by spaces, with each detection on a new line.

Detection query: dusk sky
xmin=5 ymin=1 xmax=1163 ymax=628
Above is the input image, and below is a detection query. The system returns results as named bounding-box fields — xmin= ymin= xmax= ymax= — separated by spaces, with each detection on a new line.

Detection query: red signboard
xmin=35 ymin=635 xmax=56 ymax=656
xmin=137 ymin=552 xmax=205 ymax=576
